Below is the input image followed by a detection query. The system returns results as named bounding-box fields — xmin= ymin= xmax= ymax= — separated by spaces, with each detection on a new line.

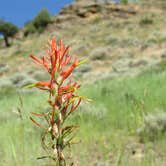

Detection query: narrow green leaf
xmin=24 ymin=83 xmax=36 ymax=88
xmin=77 ymin=58 xmax=88 ymax=66
xmin=37 ymin=155 xmax=56 ymax=161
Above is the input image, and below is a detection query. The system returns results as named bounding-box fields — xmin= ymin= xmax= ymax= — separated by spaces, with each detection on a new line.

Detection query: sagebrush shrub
xmin=138 ymin=111 xmax=166 ymax=142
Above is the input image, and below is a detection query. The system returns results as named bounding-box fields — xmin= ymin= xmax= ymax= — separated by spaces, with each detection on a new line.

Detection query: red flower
xmin=30 ymin=55 xmax=50 ymax=73
xmin=58 ymin=82 xmax=80 ymax=94
xmin=60 ymin=59 xmax=79 ymax=81
xmin=29 ymin=36 xmax=83 ymax=125
xmin=28 ymin=36 xmax=90 ymax=166
xmin=35 ymin=81 xmax=51 ymax=87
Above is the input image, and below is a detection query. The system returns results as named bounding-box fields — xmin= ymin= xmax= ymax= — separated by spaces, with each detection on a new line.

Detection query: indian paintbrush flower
xmin=28 ymin=36 xmax=88 ymax=166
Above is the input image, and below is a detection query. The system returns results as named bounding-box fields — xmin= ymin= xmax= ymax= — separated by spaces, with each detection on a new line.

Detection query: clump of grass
xmin=19 ymin=77 xmax=36 ymax=88
xmin=161 ymin=50 xmax=166 ymax=59
xmin=139 ymin=16 xmax=153 ymax=25
xmin=159 ymin=59 xmax=166 ymax=71
xmin=75 ymin=64 xmax=92 ymax=73
xmin=24 ymin=22 xmax=36 ymax=37
xmin=90 ymin=47 xmax=112 ymax=60
xmin=0 ymin=77 xmax=15 ymax=97
xmin=105 ymin=35 xmax=119 ymax=45
xmin=162 ymin=4 xmax=166 ymax=10
xmin=24 ymin=8 xmax=52 ymax=36
xmin=0 ymin=78 xmax=12 ymax=88
xmin=32 ymin=71 xmax=49 ymax=81
xmin=10 ymin=73 xmax=29 ymax=85
xmin=0 ymin=64 xmax=9 ymax=75
xmin=121 ymin=0 xmax=128 ymax=5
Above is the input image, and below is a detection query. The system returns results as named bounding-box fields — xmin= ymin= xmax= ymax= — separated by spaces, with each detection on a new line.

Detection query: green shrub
xmin=24 ymin=9 xmax=51 ymax=36
xmin=10 ymin=73 xmax=29 ymax=85
xmin=0 ymin=64 xmax=9 ymax=75
xmin=0 ymin=21 xmax=18 ymax=37
xmin=105 ymin=35 xmax=119 ymax=45
xmin=32 ymin=71 xmax=50 ymax=81
xmin=36 ymin=26 xmax=45 ymax=34
xmin=159 ymin=59 xmax=166 ymax=71
xmin=121 ymin=0 xmax=128 ymax=4
xmin=162 ymin=4 xmax=166 ymax=10
xmin=161 ymin=50 xmax=166 ymax=59
xmin=33 ymin=8 xmax=51 ymax=30
xmin=19 ymin=77 xmax=36 ymax=88
xmin=90 ymin=47 xmax=112 ymax=60
xmin=139 ymin=16 xmax=153 ymax=25
xmin=138 ymin=111 xmax=166 ymax=142
xmin=0 ymin=20 xmax=18 ymax=47
xmin=121 ymin=0 xmax=139 ymax=4
xmin=24 ymin=22 xmax=36 ymax=37
xmin=0 ymin=78 xmax=15 ymax=96
xmin=75 ymin=64 xmax=92 ymax=73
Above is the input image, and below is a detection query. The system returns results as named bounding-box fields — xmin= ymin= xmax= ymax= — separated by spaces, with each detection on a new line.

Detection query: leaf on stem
xmin=37 ymin=155 xmax=57 ymax=161
xmin=24 ymin=83 xmax=36 ymax=88
xmin=30 ymin=116 xmax=45 ymax=129
xmin=31 ymin=112 xmax=45 ymax=117
xmin=62 ymin=125 xmax=79 ymax=137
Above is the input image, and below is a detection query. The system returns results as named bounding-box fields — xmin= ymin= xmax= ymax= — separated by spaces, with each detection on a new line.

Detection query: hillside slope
xmin=0 ymin=0 xmax=166 ymax=88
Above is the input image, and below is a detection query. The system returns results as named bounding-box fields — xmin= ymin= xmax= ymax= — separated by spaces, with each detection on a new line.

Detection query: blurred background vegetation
xmin=0 ymin=0 xmax=166 ymax=165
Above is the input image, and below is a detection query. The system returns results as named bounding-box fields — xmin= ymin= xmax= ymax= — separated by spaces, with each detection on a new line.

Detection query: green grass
xmin=0 ymin=67 xmax=166 ymax=165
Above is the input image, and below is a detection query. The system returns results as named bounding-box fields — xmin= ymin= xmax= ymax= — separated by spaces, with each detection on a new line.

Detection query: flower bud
xmin=52 ymin=123 xmax=58 ymax=136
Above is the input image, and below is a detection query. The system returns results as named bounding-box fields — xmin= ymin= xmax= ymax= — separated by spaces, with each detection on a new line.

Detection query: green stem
xmin=56 ymin=145 xmax=66 ymax=166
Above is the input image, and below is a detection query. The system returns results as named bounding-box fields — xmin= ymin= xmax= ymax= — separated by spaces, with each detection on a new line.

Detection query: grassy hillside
xmin=0 ymin=0 xmax=166 ymax=165
xmin=0 ymin=0 xmax=166 ymax=82
xmin=0 ymin=65 xmax=166 ymax=165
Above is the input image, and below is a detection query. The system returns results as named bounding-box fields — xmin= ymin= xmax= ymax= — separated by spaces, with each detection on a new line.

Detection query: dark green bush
xmin=0 ymin=20 xmax=18 ymax=47
xmin=33 ymin=8 xmax=51 ymax=30
xmin=139 ymin=16 xmax=153 ymax=25
xmin=159 ymin=59 xmax=166 ymax=71
xmin=24 ymin=22 xmax=36 ymax=37
xmin=24 ymin=9 xmax=51 ymax=36
xmin=0 ymin=22 xmax=18 ymax=37
xmin=121 ymin=0 xmax=128 ymax=4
